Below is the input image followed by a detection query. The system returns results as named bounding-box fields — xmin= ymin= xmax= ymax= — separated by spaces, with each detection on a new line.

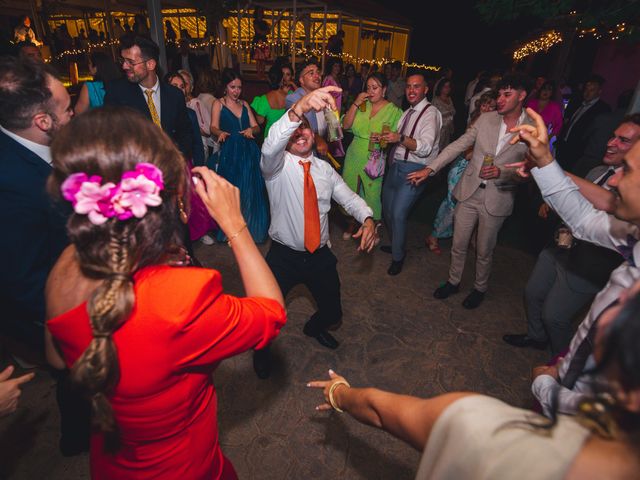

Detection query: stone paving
xmin=0 ymin=217 xmax=549 ymax=480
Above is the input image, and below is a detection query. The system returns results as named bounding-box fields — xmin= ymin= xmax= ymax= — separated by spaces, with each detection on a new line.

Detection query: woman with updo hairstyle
xmin=340 ymin=71 xmax=402 ymax=237
xmin=45 ymin=107 xmax=286 ymax=479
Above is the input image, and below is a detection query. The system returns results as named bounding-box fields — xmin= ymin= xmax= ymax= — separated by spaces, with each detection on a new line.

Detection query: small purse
xmin=364 ymin=148 xmax=385 ymax=179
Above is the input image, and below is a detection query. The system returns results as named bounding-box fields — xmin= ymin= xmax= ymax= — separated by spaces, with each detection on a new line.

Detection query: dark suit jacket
xmin=104 ymin=78 xmax=193 ymax=158
xmin=0 ymin=131 xmax=69 ymax=347
xmin=556 ymin=98 xmax=610 ymax=170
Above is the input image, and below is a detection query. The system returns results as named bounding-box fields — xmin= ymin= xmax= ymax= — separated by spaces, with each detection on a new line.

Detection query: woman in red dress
xmin=44 ymin=107 xmax=286 ymax=479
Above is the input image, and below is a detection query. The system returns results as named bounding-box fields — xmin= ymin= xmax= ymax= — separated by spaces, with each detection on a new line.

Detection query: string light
xmin=513 ymin=30 xmax=563 ymax=62
xmin=51 ymin=36 xmax=439 ymax=72
xmin=578 ymin=23 xmax=626 ymax=40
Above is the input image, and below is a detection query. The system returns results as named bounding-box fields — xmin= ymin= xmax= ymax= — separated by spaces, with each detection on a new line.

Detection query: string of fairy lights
xmin=48 ymin=20 xmax=633 ymax=65
xmin=49 ymin=35 xmax=441 ymax=71
xmin=512 ymin=30 xmax=563 ymax=62
xmin=513 ymin=22 xmax=631 ymax=62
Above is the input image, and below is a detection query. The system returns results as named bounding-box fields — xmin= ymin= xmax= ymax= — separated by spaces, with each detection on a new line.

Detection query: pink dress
xmin=322 ymin=75 xmax=345 ymax=157
xmin=526 ymin=98 xmax=564 ymax=138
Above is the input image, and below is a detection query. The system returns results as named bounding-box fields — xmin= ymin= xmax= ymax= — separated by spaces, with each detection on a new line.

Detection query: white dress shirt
xmin=0 ymin=125 xmax=51 ymax=165
xmin=261 ymin=111 xmax=373 ymax=252
xmin=393 ymin=97 xmax=442 ymax=166
xmin=530 ymin=160 xmax=640 ymax=415
xmin=139 ymin=78 xmax=161 ymax=121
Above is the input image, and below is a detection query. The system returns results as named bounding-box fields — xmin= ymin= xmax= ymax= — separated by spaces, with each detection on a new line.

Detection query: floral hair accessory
xmin=61 ymin=163 xmax=164 ymax=225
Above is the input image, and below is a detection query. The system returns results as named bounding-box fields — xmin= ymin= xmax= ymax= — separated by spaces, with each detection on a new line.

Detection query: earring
xmin=177 ymin=197 xmax=188 ymax=224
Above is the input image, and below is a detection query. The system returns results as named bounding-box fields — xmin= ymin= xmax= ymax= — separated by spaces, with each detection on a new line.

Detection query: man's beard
xmin=46 ymin=112 xmax=61 ymax=141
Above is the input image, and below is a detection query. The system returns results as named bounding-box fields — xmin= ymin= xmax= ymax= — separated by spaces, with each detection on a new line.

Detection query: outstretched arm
xmin=308 ymin=370 xmax=473 ymax=451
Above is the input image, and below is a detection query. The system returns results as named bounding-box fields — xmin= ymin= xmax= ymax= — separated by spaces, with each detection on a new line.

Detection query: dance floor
xmin=0 ymin=216 xmax=548 ymax=479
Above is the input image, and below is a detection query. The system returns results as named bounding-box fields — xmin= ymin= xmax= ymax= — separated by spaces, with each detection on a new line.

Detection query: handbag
xmin=364 ymin=148 xmax=385 ymax=179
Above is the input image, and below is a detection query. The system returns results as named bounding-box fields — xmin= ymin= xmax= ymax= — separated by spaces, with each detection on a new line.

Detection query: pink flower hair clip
xmin=61 ymin=163 xmax=165 ymax=225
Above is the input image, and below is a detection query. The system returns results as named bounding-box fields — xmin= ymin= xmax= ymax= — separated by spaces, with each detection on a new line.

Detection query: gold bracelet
xmin=226 ymin=223 xmax=248 ymax=246
xmin=328 ymin=379 xmax=351 ymax=412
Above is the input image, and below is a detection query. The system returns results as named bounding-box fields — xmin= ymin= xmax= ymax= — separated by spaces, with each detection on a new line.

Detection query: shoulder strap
xmin=404 ymin=103 xmax=431 ymax=160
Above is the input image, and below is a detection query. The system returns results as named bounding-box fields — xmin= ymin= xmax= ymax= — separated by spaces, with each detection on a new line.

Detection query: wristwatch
xmin=400 ymin=134 xmax=406 ymax=143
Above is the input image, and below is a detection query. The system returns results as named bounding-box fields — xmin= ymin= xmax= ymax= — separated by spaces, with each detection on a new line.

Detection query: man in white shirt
xmin=508 ymin=108 xmax=640 ymax=416
xmin=409 ymin=73 xmax=533 ymax=309
xmin=504 ymin=117 xmax=640 ymax=355
xmin=255 ymin=86 xmax=377 ymax=379
xmin=285 ymin=59 xmax=329 ymax=157
xmin=379 ymin=72 xmax=442 ymax=276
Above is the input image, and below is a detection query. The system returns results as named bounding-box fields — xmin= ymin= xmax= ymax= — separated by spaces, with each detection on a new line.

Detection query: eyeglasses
xmin=118 ymin=57 xmax=147 ymax=67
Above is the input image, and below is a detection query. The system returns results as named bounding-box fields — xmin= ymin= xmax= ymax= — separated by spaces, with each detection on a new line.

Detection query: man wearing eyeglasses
xmin=104 ymin=35 xmax=193 ymax=158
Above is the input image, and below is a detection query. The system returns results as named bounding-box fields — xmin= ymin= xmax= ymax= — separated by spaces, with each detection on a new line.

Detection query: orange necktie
xmin=299 ymin=160 xmax=321 ymax=253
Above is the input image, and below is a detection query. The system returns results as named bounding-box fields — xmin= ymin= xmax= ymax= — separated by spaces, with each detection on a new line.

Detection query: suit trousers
xmin=448 ymin=187 xmax=507 ymax=292
xmin=266 ymin=241 xmax=342 ymax=335
xmin=525 ymin=247 xmax=600 ymax=355
xmin=382 ymin=160 xmax=427 ymax=261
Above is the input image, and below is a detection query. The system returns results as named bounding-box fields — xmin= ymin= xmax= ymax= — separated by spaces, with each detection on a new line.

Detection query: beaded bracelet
xmin=226 ymin=223 xmax=248 ymax=246
xmin=328 ymin=379 xmax=351 ymax=412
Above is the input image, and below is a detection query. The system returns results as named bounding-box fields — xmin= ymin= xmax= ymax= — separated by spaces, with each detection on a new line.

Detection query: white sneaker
xmin=200 ymin=234 xmax=215 ymax=245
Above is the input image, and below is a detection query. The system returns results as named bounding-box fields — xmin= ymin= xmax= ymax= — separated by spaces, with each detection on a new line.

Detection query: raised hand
xmin=292 ymin=86 xmax=342 ymax=116
xmin=191 ymin=167 xmax=246 ymax=236
xmin=509 ymin=107 xmax=554 ymax=169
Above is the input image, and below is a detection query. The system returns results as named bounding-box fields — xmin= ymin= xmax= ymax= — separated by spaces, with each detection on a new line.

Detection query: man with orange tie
xmin=256 ymin=86 xmax=377 ymax=379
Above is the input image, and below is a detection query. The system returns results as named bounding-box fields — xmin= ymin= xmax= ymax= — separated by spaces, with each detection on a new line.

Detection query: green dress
xmin=342 ymin=101 xmax=403 ymax=219
xmin=250 ymin=94 xmax=286 ymax=139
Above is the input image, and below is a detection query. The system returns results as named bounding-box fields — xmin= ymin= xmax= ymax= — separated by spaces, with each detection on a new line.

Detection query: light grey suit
xmin=429 ymin=110 xmax=533 ymax=291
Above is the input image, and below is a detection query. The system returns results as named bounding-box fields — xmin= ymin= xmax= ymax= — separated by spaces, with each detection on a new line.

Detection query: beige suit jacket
xmin=428 ymin=111 xmax=533 ymax=216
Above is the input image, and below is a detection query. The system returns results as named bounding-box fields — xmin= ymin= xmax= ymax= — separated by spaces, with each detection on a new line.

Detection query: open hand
xmin=217 ymin=131 xmax=230 ymax=143
xmin=407 ymin=167 xmax=433 ymax=186
xmin=352 ymin=218 xmax=378 ymax=253
xmin=239 ymin=128 xmax=254 ymax=139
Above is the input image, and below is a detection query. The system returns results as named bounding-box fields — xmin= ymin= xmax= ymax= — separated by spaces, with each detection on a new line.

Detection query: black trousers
xmin=266 ymin=241 xmax=342 ymax=335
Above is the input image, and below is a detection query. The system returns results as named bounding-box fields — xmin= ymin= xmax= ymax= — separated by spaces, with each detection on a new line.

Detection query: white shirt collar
xmin=139 ymin=77 xmax=160 ymax=94
xmin=409 ymin=97 xmax=429 ymax=112
xmin=0 ymin=125 xmax=52 ymax=165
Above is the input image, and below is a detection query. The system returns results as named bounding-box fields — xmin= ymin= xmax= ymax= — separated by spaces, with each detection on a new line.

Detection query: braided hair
xmin=48 ymin=106 xmax=187 ymax=451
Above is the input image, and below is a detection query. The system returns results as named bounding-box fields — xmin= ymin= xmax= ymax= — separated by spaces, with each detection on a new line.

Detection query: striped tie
xmin=145 ymin=89 xmax=160 ymax=126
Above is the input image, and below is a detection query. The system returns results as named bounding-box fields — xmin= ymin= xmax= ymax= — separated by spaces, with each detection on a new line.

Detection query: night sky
xmin=373 ymin=0 xmax=538 ymax=83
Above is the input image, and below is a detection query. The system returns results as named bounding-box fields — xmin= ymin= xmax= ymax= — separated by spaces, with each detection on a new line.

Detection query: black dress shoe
xmin=433 ymin=281 xmax=459 ymax=299
xmin=380 ymin=245 xmax=392 ymax=254
xmin=253 ymin=348 xmax=271 ymax=379
xmin=462 ymin=289 xmax=485 ymax=309
xmin=387 ymin=259 xmax=403 ymax=275
xmin=503 ymin=333 xmax=548 ymax=350
xmin=303 ymin=325 xmax=339 ymax=349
